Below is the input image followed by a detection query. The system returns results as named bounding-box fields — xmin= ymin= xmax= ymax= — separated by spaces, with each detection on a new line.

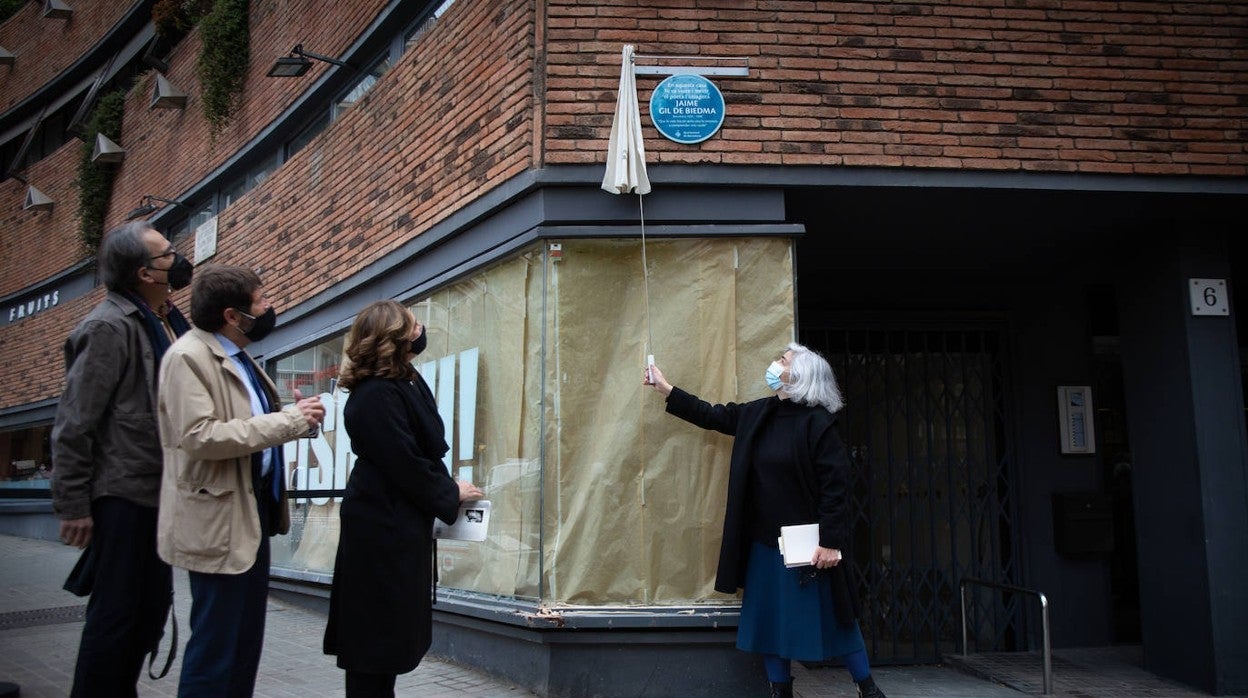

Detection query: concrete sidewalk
xmin=0 ymin=533 xmax=1230 ymax=697
xmin=0 ymin=534 xmax=533 ymax=697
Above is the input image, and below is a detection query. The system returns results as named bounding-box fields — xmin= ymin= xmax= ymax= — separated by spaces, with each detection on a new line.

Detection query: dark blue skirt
xmin=736 ymin=542 xmax=865 ymax=661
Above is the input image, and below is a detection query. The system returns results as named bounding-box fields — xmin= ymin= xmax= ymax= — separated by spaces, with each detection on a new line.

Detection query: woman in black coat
xmin=323 ymin=300 xmax=483 ymax=697
xmin=647 ymin=343 xmax=886 ymax=698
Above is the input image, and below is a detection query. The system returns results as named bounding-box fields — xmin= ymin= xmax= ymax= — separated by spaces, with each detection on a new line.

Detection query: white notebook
xmin=433 ymin=500 xmax=491 ymax=542
xmin=777 ymin=523 xmax=819 ymax=568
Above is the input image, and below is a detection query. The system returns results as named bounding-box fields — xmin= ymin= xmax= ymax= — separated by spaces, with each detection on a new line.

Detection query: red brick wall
xmin=189 ymin=0 xmax=535 ymax=313
xmin=0 ymin=140 xmax=87 ymax=297
xmin=0 ymin=0 xmax=133 ymax=112
xmin=0 ymin=288 xmax=101 ymax=406
xmin=1 ymin=0 xmax=537 ymax=407
xmin=543 ymin=1 xmax=1248 ymax=175
xmin=1 ymin=0 xmax=391 ymax=296
xmin=7 ymin=0 xmax=1248 ymax=411
xmin=109 ymin=0 xmax=392 ymax=235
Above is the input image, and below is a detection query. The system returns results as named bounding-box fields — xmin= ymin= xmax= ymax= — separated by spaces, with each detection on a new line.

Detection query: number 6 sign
xmin=1189 ymin=278 xmax=1229 ymax=316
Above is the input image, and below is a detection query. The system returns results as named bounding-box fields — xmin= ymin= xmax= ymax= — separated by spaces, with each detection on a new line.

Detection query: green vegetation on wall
xmin=152 ymin=0 xmax=212 ymax=39
xmin=75 ymin=90 xmax=127 ymax=255
xmin=0 ymin=0 xmax=25 ymax=23
xmin=196 ymin=0 xmax=250 ymax=134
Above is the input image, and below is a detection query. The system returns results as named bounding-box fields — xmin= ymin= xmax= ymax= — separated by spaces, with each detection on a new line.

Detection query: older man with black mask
xmin=51 ymin=221 xmax=193 ymax=696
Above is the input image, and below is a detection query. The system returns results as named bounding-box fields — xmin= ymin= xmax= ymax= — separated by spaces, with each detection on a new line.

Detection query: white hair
xmin=781 ymin=342 xmax=844 ymax=414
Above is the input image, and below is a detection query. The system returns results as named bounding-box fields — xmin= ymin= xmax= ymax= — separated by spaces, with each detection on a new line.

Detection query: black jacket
xmin=665 ymin=386 xmax=857 ymax=622
xmin=323 ymin=375 xmax=461 ymax=674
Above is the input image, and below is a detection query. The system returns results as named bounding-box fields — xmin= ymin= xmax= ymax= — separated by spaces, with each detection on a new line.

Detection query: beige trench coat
xmin=156 ymin=328 xmax=307 ymax=574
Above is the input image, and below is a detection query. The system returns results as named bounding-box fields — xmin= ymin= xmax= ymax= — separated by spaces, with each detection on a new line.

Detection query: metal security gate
xmin=800 ymin=325 xmax=1024 ymax=663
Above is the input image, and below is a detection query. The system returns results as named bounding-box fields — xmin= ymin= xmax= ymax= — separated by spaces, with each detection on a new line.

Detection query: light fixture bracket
xmin=267 ymin=43 xmax=352 ymax=78
xmin=124 ymin=194 xmax=187 ymax=221
xmin=267 ymin=55 xmax=310 ymax=78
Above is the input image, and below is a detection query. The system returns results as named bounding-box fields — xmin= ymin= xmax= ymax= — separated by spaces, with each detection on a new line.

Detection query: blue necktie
xmin=235 ymin=352 xmax=280 ymax=502
xmin=235 ymin=351 xmax=269 ymax=411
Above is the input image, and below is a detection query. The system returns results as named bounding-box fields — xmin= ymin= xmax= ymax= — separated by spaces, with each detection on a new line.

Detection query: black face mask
xmin=166 ymin=254 xmax=193 ymax=290
xmin=148 ymin=253 xmax=193 ymax=290
xmin=409 ymin=326 xmax=427 ymax=356
xmin=237 ymin=307 xmax=277 ymax=342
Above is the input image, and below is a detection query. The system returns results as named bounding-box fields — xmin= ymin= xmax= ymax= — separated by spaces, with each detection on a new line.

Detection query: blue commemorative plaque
xmin=648 ymin=74 xmax=726 ymax=145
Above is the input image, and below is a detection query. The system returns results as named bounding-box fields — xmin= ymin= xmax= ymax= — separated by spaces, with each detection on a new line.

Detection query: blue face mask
xmin=765 ymin=360 xmax=786 ymax=391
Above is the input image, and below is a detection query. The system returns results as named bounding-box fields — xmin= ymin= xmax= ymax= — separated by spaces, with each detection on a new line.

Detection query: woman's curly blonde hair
xmin=337 ymin=300 xmax=418 ymax=391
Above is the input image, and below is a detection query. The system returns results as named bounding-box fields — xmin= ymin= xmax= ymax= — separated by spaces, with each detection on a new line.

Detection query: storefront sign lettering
xmin=5 ymin=291 xmax=59 ymax=323
xmin=287 ymin=346 xmax=480 ymax=504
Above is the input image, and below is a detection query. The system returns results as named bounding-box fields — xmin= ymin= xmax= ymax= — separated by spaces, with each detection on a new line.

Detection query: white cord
xmin=638 ymin=192 xmax=650 ymax=510
xmin=639 ymin=193 xmax=653 ymax=358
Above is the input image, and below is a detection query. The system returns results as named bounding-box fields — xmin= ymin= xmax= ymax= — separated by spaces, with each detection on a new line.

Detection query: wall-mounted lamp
xmin=150 ymin=73 xmax=188 ymax=110
xmin=43 ymin=0 xmax=73 ymax=19
xmin=23 ymin=185 xmax=53 ymax=212
xmin=0 ymin=46 xmax=14 ymax=66
xmin=266 ymin=44 xmax=351 ymax=78
xmin=124 ymin=195 xmax=186 ymax=221
xmin=91 ymin=133 xmax=126 ymax=164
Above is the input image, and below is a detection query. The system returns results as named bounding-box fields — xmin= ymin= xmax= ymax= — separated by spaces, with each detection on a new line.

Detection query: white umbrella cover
xmin=601 ymin=44 xmax=651 ymax=195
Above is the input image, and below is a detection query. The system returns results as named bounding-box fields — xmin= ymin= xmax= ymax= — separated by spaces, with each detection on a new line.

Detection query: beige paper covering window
xmin=540 ymin=237 xmax=794 ymax=605
xmin=273 ymin=237 xmax=795 ymax=608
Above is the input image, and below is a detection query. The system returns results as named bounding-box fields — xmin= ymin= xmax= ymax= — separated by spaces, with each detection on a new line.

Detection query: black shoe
xmin=769 ymin=679 xmax=794 ymax=698
xmin=857 ymin=675 xmax=886 ymax=698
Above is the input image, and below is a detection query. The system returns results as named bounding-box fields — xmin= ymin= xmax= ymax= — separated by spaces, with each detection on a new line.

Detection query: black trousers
xmin=346 ymin=670 xmax=397 ymax=698
xmin=70 ymin=496 xmax=172 ymax=698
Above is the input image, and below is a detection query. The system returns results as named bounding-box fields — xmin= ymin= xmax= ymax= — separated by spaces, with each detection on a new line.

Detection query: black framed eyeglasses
xmin=145 ymin=250 xmax=176 ymax=270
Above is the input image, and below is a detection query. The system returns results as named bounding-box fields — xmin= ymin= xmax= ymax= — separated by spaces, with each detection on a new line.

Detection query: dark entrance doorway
xmin=1088 ymin=287 xmax=1142 ymax=644
xmin=800 ymin=324 xmax=1024 ymax=663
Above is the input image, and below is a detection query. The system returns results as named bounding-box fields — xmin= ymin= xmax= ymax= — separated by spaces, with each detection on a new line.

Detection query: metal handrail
xmin=960 ymin=577 xmax=1052 ymax=696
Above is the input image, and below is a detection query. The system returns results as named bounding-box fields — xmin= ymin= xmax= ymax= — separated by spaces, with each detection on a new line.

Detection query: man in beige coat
xmin=157 ymin=265 xmax=323 ymax=697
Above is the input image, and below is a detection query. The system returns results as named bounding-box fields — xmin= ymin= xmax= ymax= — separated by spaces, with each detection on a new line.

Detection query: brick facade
xmin=109 ymin=0 xmax=393 ymax=248
xmin=199 ymin=0 xmax=534 ymax=312
xmin=0 ymin=139 xmax=84 ymax=297
xmin=2 ymin=0 xmax=1246 ymax=411
xmin=3 ymin=0 xmax=393 ymax=297
xmin=544 ymin=1 xmax=1248 ymax=174
xmin=0 ymin=0 xmax=132 ymax=113
xmin=1 ymin=0 xmax=536 ymax=408
xmin=0 ymin=288 xmax=100 ymax=406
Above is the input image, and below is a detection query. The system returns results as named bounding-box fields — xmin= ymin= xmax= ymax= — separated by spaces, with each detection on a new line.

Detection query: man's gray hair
xmin=97 ymin=222 xmax=155 ymax=292
xmin=781 ymin=342 xmax=844 ymax=414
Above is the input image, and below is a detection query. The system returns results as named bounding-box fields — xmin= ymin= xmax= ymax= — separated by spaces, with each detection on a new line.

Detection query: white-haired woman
xmin=647 ymin=343 xmax=885 ymax=698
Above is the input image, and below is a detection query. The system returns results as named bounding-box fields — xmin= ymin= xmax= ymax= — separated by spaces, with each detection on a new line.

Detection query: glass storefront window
xmin=269 ymin=236 xmax=796 ymax=609
xmin=270 ymin=335 xmax=347 ymax=574
xmin=412 ymin=247 xmax=545 ymax=600
xmin=270 ymin=249 xmax=546 ymax=600
xmin=538 ymin=237 xmax=795 ymax=606
xmin=0 ymin=425 xmax=53 ymax=491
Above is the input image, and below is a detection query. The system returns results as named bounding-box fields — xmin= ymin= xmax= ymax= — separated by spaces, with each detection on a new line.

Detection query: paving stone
xmin=1 ymin=534 xmax=1241 ymax=697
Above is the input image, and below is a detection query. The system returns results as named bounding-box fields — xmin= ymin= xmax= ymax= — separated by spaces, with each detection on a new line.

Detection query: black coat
xmin=323 ymin=376 xmax=461 ymax=674
xmin=665 ymin=386 xmax=858 ymax=623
